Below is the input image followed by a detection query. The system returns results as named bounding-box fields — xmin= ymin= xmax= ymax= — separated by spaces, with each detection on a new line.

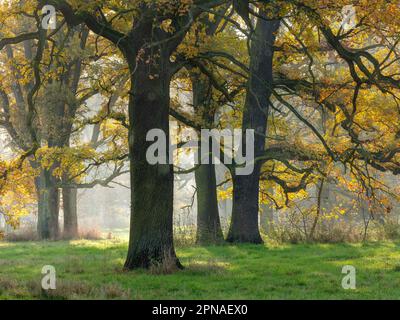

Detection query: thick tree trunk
xmin=62 ymin=187 xmax=78 ymax=239
xmin=123 ymin=51 xmax=180 ymax=270
xmin=226 ymin=16 xmax=280 ymax=243
xmin=192 ymin=76 xmax=224 ymax=244
xmin=227 ymin=165 xmax=263 ymax=243
xmin=35 ymin=168 xmax=60 ymax=240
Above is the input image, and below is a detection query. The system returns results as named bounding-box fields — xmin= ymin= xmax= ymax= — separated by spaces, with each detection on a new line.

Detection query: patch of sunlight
xmin=69 ymin=239 xmax=125 ymax=249
xmin=0 ymin=242 xmax=16 ymax=248
xmin=185 ymin=259 xmax=231 ymax=274
xmin=177 ymin=247 xmax=211 ymax=257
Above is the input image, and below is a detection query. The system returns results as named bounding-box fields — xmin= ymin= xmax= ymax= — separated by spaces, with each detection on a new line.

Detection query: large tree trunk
xmin=226 ymin=16 xmax=280 ymax=243
xmin=62 ymin=187 xmax=78 ymax=239
xmin=227 ymin=165 xmax=263 ymax=243
xmin=35 ymin=168 xmax=60 ymax=240
xmin=123 ymin=49 xmax=180 ymax=270
xmin=192 ymin=76 xmax=224 ymax=244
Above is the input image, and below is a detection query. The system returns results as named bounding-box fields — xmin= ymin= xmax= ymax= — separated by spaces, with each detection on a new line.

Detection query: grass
xmin=0 ymin=239 xmax=400 ymax=299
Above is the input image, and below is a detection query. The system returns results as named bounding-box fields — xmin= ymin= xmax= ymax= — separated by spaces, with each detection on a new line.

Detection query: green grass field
xmin=0 ymin=239 xmax=400 ymax=299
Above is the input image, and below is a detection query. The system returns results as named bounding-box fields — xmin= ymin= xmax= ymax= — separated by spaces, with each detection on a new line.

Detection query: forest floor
xmin=0 ymin=239 xmax=400 ymax=299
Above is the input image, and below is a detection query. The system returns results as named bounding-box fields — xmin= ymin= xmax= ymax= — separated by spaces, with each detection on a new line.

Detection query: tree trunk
xmin=62 ymin=187 xmax=78 ymax=239
xmin=195 ymin=162 xmax=224 ymax=244
xmin=227 ymin=16 xmax=280 ymax=243
xmin=192 ymin=75 xmax=224 ymax=244
xmin=310 ymin=178 xmax=325 ymax=241
xmin=35 ymin=168 xmax=60 ymax=240
xmin=260 ymin=202 xmax=274 ymax=235
xmin=123 ymin=50 xmax=180 ymax=270
xmin=227 ymin=165 xmax=263 ymax=243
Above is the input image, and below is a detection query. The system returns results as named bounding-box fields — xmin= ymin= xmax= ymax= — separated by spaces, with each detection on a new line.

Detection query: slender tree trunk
xmin=191 ymin=76 xmax=224 ymax=244
xmin=260 ymin=202 xmax=274 ymax=235
xmin=195 ymin=162 xmax=224 ymax=244
xmin=123 ymin=50 xmax=180 ymax=270
xmin=310 ymin=178 xmax=325 ymax=241
xmin=35 ymin=168 xmax=60 ymax=240
xmin=227 ymin=16 xmax=280 ymax=243
xmin=62 ymin=187 xmax=78 ymax=239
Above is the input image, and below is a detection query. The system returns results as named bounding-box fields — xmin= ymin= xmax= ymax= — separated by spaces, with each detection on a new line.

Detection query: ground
xmin=0 ymin=239 xmax=399 ymax=299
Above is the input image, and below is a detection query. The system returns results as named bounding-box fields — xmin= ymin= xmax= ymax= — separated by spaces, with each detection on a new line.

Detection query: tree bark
xmin=123 ymin=49 xmax=180 ymax=270
xmin=62 ymin=186 xmax=78 ymax=239
xmin=35 ymin=168 xmax=60 ymax=240
xmin=227 ymin=16 xmax=280 ymax=243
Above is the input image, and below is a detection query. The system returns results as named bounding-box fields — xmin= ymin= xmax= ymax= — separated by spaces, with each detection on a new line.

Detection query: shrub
xmin=78 ymin=227 xmax=103 ymax=240
xmin=5 ymin=226 xmax=38 ymax=242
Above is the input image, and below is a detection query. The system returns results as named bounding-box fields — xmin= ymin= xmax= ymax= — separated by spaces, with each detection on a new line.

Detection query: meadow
xmin=0 ymin=239 xmax=399 ymax=300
